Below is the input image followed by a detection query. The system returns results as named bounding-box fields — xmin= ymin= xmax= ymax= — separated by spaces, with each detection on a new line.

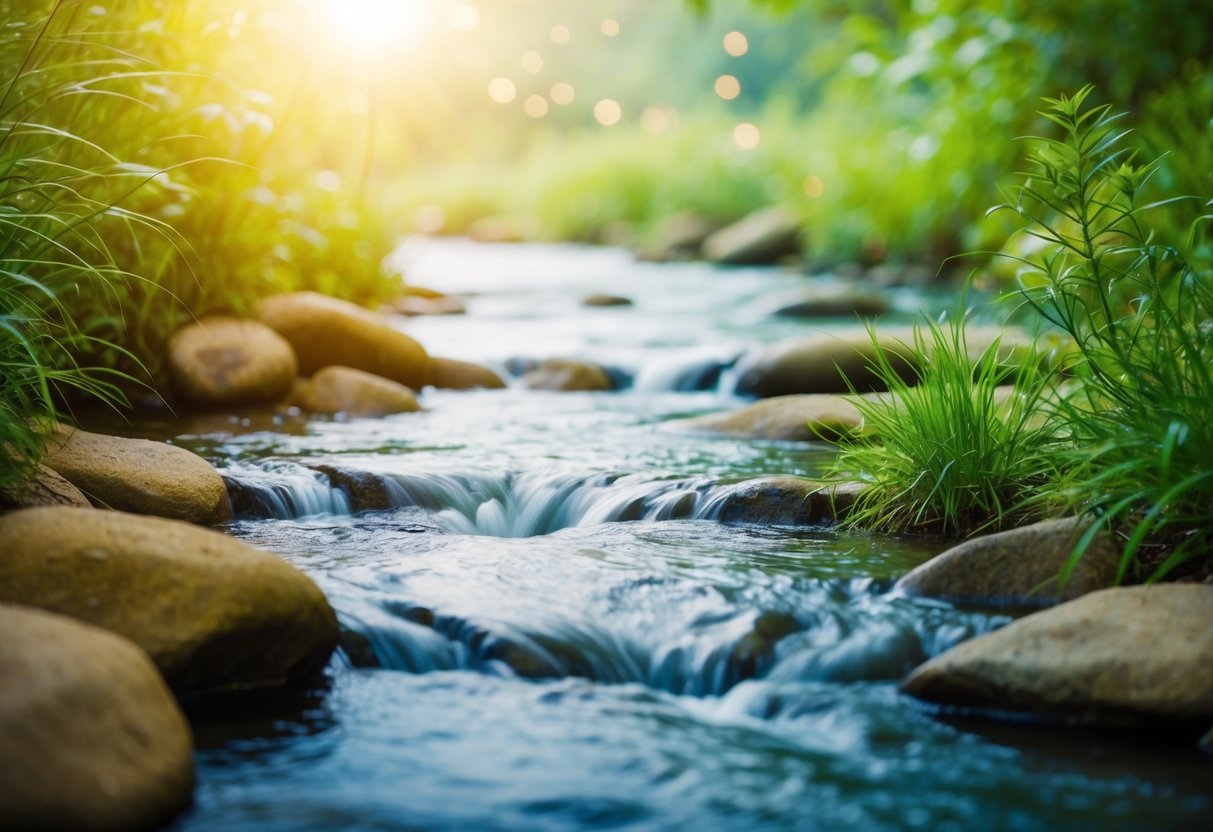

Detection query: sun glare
xmin=322 ymin=0 xmax=429 ymax=50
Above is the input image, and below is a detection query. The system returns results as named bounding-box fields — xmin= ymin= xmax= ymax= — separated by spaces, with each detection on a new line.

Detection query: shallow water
xmin=167 ymin=240 xmax=1211 ymax=831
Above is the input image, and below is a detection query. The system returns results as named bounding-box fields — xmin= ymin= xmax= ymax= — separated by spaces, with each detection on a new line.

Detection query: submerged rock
xmin=582 ymin=293 xmax=634 ymax=308
xmin=0 ymin=507 xmax=339 ymax=697
xmin=703 ymin=206 xmax=802 ymax=266
xmin=521 ymin=358 xmax=614 ymax=392
xmin=430 ymin=356 xmax=507 ymax=390
xmin=895 ymin=517 xmax=1120 ymax=607
xmin=296 ymin=366 xmax=421 ymax=418
xmin=312 ymin=464 xmax=402 ymax=513
xmin=168 ymin=316 xmax=297 ymax=408
xmin=672 ymin=394 xmax=864 ymax=442
xmin=0 ymin=463 xmax=91 ymax=512
xmin=44 ymin=426 xmax=229 ymax=525
xmin=902 ymin=585 xmax=1213 ymax=732
xmin=258 ymin=291 xmax=432 ymax=389
xmin=0 ymin=605 xmax=194 ymax=832
xmin=711 ymin=477 xmax=863 ymax=525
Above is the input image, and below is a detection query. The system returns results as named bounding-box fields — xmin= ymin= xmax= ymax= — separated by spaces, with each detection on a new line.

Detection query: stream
xmin=165 ymin=240 xmax=1211 ymax=831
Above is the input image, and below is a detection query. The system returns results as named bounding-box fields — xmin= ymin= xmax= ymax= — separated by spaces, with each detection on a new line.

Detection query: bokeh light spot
xmin=315 ymin=170 xmax=341 ymax=192
xmin=594 ymin=99 xmax=622 ymax=126
xmin=524 ymin=95 xmax=549 ymax=118
xmin=641 ymin=107 xmax=669 ymax=134
xmin=733 ymin=122 xmax=760 ymax=149
xmin=724 ymin=31 xmax=749 ymax=56
xmin=550 ymin=24 xmax=570 ymax=45
xmin=449 ymin=5 xmax=480 ymax=32
xmin=550 ymin=82 xmax=575 ymax=106
xmin=601 ymin=19 xmax=620 ymax=37
xmin=715 ymin=74 xmax=741 ymax=101
xmin=488 ymin=77 xmax=517 ymax=104
xmin=521 ymin=51 xmax=543 ymax=73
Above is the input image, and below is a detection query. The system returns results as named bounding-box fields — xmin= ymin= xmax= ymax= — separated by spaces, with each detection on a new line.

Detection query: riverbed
xmin=167 ymin=239 xmax=1211 ymax=831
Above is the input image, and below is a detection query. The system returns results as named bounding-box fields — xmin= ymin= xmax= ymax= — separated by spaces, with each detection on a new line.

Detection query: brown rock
xmin=673 ymin=394 xmax=864 ymax=442
xmin=771 ymin=285 xmax=890 ymax=318
xmin=702 ymin=206 xmax=802 ymax=265
xmin=386 ymin=295 xmax=467 ymax=317
xmin=521 ymin=359 xmax=613 ymax=392
xmin=168 ymin=316 xmax=298 ymax=407
xmin=430 ymin=357 xmax=507 ymax=390
xmin=708 ymin=477 xmax=863 ymax=525
xmin=0 ymin=507 xmax=339 ymax=697
xmin=297 ymin=366 xmax=421 ymax=418
xmin=895 ymin=517 xmax=1120 ymax=607
xmin=44 ymin=427 xmax=229 ymax=525
xmin=902 ymin=585 xmax=1213 ymax=729
xmin=652 ymin=211 xmax=723 ymax=259
xmin=0 ymin=605 xmax=194 ymax=832
xmin=582 ymin=293 xmax=634 ymax=308
xmin=258 ymin=291 xmax=432 ymax=389
xmin=0 ymin=464 xmax=90 ymax=511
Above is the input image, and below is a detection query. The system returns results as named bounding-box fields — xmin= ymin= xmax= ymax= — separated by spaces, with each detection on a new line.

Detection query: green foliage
xmin=993 ymin=87 xmax=1213 ymax=581
xmin=828 ymin=312 xmax=1060 ymax=536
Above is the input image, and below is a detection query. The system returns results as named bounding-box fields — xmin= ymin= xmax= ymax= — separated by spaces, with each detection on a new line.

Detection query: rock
xmin=296 ymin=366 xmax=421 ymax=418
xmin=732 ymin=330 xmax=916 ymax=397
xmin=771 ymin=285 xmax=890 ymax=318
xmin=521 ymin=358 xmax=614 ymax=392
xmin=0 ymin=507 xmax=339 ymax=697
xmin=312 ymin=465 xmax=402 ymax=512
xmin=708 ymin=477 xmax=863 ymax=525
xmin=902 ymin=585 xmax=1213 ymax=730
xmin=167 ymin=316 xmax=298 ymax=408
xmin=44 ymin=426 xmax=229 ymax=525
xmin=703 ymin=206 xmax=802 ymax=266
xmin=0 ymin=605 xmax=194 ymax=832
xmin=731 ymin=327 xmax=1031 ymax=398
xmin=258 ymin=292 xmax=431 ymax=389
xmin=672 ymin=394 xmax=864 ymax=442
xmin=0 ymin=464 xmax=91 ymax=511
xmin=895 ymin=517 xmax=1120 ymax=607
xmin=430 ymin=356 xmax=507 ymax=390
xmin=652 ymin=211 xmax=722 ymax=259
xmin=385 ymin=295 xmax=467 ymax=317
xmin=582 ymin=293 xmax=634 ymax=308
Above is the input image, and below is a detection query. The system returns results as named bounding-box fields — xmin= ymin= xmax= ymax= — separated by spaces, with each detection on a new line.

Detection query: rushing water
xmin=163 ymin=240 xmax=1211 ymax=831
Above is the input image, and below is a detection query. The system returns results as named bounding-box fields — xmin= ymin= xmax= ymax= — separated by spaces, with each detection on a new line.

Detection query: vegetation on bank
xmin=831 ymin=89 xmax=1213 ymax=582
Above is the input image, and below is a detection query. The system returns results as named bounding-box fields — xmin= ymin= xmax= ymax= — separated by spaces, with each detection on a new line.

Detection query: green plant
xmin=829 ymin=312 xmax=1060 ymax=536
xmin=993 ymin=86 xmax=1213 ymax=582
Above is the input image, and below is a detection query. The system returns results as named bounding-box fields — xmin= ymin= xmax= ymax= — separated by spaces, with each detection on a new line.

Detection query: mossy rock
xmin=258 ymin=291 xmax=432 ymax=389
xmin=709 ymin=477 xmax=863 ymax=525
xmin=44 ymin=427 xmax=229 ymax=526
xmin=0 ymin=507 xmax=338 ymax=697
xmin=168 ymin=316 xmax=298 ymax=408
xmin=0 ymin=604 xmax=194 ymax=832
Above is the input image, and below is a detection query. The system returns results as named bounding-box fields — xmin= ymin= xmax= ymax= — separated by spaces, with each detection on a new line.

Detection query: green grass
xmin=828 ymin=310 xmax=1061 ymax=537
xmin=993 ymin=86 xmax=1213 ymax=582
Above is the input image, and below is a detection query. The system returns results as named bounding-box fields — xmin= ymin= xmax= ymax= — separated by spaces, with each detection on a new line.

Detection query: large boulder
xmin=168 ymin=316 xmax=298 ymax=408
xmin=902 ymin=585 xmax=1213 ymax=730
xmin=430 ymin=356 xmax=507 ymax=390
xmin=258 ymin=291 xmax=432 ymax=389
xmin=521 ymin=358 xmax=613 ymax=392
xmin=0 ymin=507 xmax=338 ymax=697
xmin=731 ymin=326 xmax=1030 ymax=398
xmin=672 ymin=394 xmax=864 ymax=442
xmin=707 ymin=477 xmax=863 ymax=525
xmin=44 ymin=427 xmax=229 ymax=525
xmin=296 ymin=366 xmax=421 ymax=418
xmin=895 ymin=517 xmax=1120 ymax=607
xmin=702 ymin=206 xmax=802 ymax=266
xmin=0 ymin=605 xmax=194 ymax=832
xmin=0 ymin=464 xmax=91 ymax=512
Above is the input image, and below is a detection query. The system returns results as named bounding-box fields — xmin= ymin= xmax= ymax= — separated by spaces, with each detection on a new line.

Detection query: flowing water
xmin=164 ymin=240 xmax=1210 ymax=831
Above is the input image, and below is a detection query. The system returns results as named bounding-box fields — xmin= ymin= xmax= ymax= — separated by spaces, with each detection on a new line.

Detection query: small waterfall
xmin=632 ymin=347 xmax=736 ymax=392
xmin=223 ymin=460 xmax=351 ymax=519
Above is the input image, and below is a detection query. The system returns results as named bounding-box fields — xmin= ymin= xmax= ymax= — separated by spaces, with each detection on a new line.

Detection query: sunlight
xmin=321 ymin=0 xmax=429 ymax=50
